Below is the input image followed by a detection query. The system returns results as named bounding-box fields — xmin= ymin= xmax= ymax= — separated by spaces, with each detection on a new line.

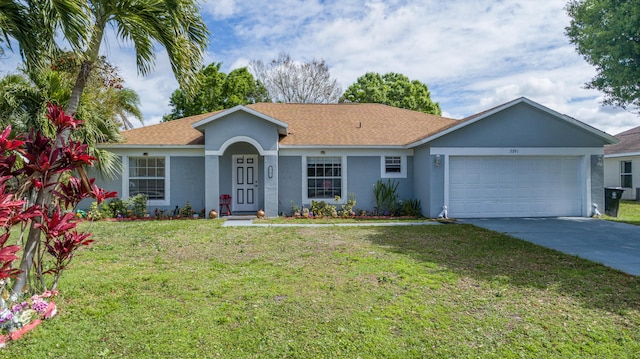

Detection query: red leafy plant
xmin=0 ymin=104 xmax=116 ymax=315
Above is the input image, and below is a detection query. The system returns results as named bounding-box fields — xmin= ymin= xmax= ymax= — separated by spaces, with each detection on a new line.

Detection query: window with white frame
xmin=129 ymin=157 xmax=166 ymax=200
xmin=381 ymin=155 xmax=406 ymax=178
xmin=621 ymin=161 xmax=632 ymax=188
xmin=307 ymin=157 xmax=342 ymax=199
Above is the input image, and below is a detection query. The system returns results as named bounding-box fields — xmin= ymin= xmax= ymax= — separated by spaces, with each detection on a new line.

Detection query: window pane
xmin=385 ymin=156 xmax=402 ymax=173
xmin=622 ymin=175 xmax=633 ymax=188
xmin=129 ymin=156 xmax=165 ymax=200
xmin=307 ymin=157 xmax=342 ymax=199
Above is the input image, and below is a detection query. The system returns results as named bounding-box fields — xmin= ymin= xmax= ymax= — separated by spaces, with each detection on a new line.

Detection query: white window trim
xmin=302 ymin=155 xmax=347 ymax=204
xmin=381 ymin=155 xmax=407 ymax=178
xmin=122 ymin=155 xmax=171 ymax=206
xmin=621 ymin=160 xmax=632 ymax=188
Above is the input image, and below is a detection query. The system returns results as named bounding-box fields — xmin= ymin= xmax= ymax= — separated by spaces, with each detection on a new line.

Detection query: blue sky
xmin=1 ymin=0 xmax=638 ymax=134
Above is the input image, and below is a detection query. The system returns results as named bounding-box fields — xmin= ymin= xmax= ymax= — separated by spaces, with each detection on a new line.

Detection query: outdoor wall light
xmin=596 ymin=155 xmax=603 ymax=167
xmin=268 ymin=165 xmax=273 ymax=178
xmin=434 ymin=154 xmax=441 ymax=167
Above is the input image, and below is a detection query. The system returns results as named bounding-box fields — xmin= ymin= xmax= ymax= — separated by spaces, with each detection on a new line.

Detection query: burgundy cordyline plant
xmin=0 ymin=104 xmax=117 ymax=301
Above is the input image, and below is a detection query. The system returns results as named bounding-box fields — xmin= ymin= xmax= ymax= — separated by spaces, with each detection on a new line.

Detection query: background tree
xmin=340 ymin=72 xmax=442 ymax=115
xmin=250 ymin=52 xmax=341 ymax=103
xmin=566 ymin=0 xmax=640 ymax=113
xmin=163 ymin=63 xmax=269 ymax=121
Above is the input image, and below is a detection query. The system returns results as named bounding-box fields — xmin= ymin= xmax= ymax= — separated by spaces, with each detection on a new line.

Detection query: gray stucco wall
xmin=169 ymin=156 xmax=205 ymax=212
xmin=278 ymin=156 xmax=302 ymax=215
xmin=79 ymin=156 xmax=123 ymax=210
xmin=591 ymin=155 xmax=605 ymax=214
xmin=203 ymin=112 xmax=279 ymax=152
xmin=430 ymin=104 xmax=606 ymax=148
xmin=347 ymin=156 xmax=414 ymax=213
xmin=412 ymin=146 xmax=433 ymax=217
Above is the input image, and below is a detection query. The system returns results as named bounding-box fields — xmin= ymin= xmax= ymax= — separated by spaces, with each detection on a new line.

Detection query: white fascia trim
xmin=99 ymin=144 xmax=204 ymax=149
xmin=278 ymin=145 xmax=408 ymax=149
xmin=102 ymin=147 xmax=204 ymax=157
xmin=279 ymin=147 xmax=413 ymax=157
xmin=301 ymin=155 xmax=348 ymax=205
xmin=605 ymin=152 xmax=640 ymax=158
xmin=206 ymin=150 xmax=278 ymax=156
xmin=192 ymin=105 xmax=288 ymax=134
xmin=430 ymin=147 xmax=604 ymax=156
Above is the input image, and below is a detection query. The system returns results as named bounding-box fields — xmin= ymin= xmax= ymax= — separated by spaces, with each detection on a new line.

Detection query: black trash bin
xmin=604 ymin=187 xmax=625 ymax=217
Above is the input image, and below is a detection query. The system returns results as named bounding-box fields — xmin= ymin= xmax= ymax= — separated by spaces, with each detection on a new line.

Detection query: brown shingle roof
xmin=119 ymin=103 xmax=458 ymax=146
xmin=605 ymin=125 xmax=640 ymax=155
xmin=121 ymin=111 xmax=221 ymax=145
xmin=248 ymin=103 xmax=457 ymax=146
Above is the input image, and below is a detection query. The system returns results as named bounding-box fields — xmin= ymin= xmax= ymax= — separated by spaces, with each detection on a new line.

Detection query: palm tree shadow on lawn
xmin=363 ymin=224 xmax=640 ymax=314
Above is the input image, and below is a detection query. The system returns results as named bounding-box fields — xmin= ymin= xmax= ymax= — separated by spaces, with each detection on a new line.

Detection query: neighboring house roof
xmin=605 ymin=125 xmax=640 ymax=156
xmin=117 ymin=103 xmax=458 ymax=147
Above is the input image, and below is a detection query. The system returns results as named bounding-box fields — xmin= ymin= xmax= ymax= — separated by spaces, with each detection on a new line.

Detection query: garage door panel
xmin=449 ymin=156 xmax=582 ymax=218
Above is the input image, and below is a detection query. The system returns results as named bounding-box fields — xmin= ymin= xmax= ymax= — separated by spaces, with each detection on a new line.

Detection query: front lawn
xmin=5 ymin=220 xmax=639 ymax=357
xmin=605 ymin=200 xmax=640 ymax=226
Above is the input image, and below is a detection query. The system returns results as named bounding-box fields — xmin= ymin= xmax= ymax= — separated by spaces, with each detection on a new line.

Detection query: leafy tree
xmin=340 ymin=72 xmax=442 ymax=115
xmin=5 ymin=55 xmax=141 ymax=294
xmin=0 ymin=105 xmax=117 ymax=296
xmin=566 ymin=0 xmax=640 ymax=113
xmin=250 ymin=52 xmax=341 ymax=103
xmin=163 ymin=63 xmax=269 ymax=121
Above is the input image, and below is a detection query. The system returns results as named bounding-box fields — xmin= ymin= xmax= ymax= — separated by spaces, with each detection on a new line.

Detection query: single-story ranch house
xmin=604 ymin=125 xmax=640 ymax=200
xmin=92 ymin=97 xmax=618 ymax=218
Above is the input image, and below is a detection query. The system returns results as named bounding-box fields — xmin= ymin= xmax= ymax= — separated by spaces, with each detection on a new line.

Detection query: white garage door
xmin=449 ymin=156 xmax=583 ymax=218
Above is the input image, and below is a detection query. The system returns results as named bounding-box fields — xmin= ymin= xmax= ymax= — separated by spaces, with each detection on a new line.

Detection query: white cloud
xmin=3 ymin=0 xmax=638 ymax=135
xmin=201 ymin=0 xmax=237 ymax=18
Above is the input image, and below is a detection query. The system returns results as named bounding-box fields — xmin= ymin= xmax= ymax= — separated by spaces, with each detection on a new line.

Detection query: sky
xmin=1 ymin=0 xmax=638 ymax=135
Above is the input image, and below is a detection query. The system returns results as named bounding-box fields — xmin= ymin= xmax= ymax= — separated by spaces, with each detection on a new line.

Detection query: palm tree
xmin=110 ymin=88 xmax=143 ymax=130
xmin=12 ymin=0 xmax=209 ymax=295
xmin=65 ymin=0 xmax=209 ymax=115
xmin=0 ymin=0 xmax=88 ymax=69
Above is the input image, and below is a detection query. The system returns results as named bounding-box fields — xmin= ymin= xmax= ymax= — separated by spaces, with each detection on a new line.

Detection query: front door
xmin=232 ymin=155 xmax=259 ymax=212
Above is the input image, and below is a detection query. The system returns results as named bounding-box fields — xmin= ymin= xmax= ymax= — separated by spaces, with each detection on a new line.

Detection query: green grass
xmin=3 ymin=220 xmax=639 ymax=358
xmin=604 ymin=200 xmax=640 ymax=226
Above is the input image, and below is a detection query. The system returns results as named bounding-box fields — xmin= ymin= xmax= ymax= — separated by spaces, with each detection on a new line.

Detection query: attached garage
xmin=448 ymin=156 xmax=584 ymax=218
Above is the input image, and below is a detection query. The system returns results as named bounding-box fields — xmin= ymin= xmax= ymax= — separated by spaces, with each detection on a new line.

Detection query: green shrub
xmin=130 ymin=194 xmax=149 ymax=218
xmin=339 ymin=193 xmax=357 ymax=217
xmin=109 ymin=198 xmax=129 ymax=218
xmin=87 ymin=201 xmax=105 ymax=220
xmin=180 ymin=201 xmax=194 ymax=217
xmin=402 ymin=198 xmax=422 ymax=217
xmin=310 ymin=200 xmax=336 ymax=217
xmin=373 ymin=179 xmax=399 ymax=215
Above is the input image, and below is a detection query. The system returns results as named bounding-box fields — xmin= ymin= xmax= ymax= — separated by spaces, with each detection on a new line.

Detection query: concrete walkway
xmin=462 ymin=217 xmax=640 ymax=276
xmin=222 ymin=219 xmax=439 ymax=228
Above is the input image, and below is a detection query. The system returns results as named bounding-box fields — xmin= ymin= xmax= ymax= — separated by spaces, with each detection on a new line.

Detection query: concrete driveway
xmin=462 ymin=217 xmax=640 ymax=276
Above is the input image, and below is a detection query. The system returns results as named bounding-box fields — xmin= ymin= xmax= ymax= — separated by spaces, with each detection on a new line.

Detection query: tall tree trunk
xmin=12 ymin=22 xmax=105 ymax=295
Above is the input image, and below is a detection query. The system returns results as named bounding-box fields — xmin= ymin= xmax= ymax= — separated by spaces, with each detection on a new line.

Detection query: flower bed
xmin=0 ymin=291 xmax=58 ymax=348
